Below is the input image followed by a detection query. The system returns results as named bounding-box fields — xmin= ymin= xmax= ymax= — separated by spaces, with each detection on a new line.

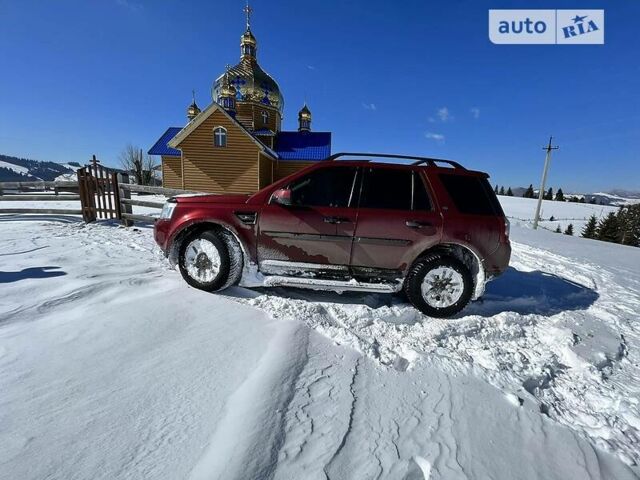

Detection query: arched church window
xmin=213 ymin=127 xmax=227 ymax=147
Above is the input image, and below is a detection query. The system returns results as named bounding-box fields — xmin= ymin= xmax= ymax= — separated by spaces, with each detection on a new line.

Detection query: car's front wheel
xmin=404 ymin=254 xmax=473 ymax=318
xmin=178 ymin=230 xmax=231 ymax=291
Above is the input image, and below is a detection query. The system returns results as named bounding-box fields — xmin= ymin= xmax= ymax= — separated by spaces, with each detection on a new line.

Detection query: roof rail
xmin=324 ymin=152 xmax=465 ymax=169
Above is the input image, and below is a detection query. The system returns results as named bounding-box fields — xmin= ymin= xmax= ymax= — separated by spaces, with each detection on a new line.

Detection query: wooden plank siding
xmin=275 ymin=160 xmax=316 ymax=181
xmin=178 ymin=109 xmax=262 ymax=194
xmin=259 ymin=152 xmax=274 ymax=188
xmin=235 ymin=103 xmax=281 ymax=132
xmin=161 ymin=155 xmax=182 ymax=189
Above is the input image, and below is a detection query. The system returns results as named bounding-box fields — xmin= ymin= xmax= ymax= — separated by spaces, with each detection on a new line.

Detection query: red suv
xmin=154 ymin=153 xmax=510 ymax=317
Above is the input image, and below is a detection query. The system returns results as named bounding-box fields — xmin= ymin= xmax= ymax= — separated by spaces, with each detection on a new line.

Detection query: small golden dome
xmin=298 ymin=103 xmax=312 ymax=131
xmin=299 ymin=104 xmax=311 ymax=119
xmin=241 ymin=28 xmax=257 ymax=46
xmin=187 ymin=91 xmax=201 ymax=121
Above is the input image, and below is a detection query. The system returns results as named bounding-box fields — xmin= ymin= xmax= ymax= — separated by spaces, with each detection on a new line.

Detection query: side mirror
xmin=271 ymin=188 xmax=292 ymax=206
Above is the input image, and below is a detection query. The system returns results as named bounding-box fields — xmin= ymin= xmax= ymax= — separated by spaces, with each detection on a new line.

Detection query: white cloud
xmin=471 ymin=107 xmax=480 ymax=119
xmin=306 ymin=65 xmax=316 ymax=70
xmin=437 ymin=107 xmax=452 ymax=122
xmin=427 ymin=117 xmax=436 ymax=123
xmin=362 ymin=102 xmax=377 ymax=111
xmin=425 ymin=132 xmax=445 ymax=143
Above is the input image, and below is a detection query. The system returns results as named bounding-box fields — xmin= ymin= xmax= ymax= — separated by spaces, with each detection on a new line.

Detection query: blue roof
xmin=253 ymin=128 xmax=276 ymax=136
xmin=275 ymin=131 xmax=331 ymax=161
xmin=148 ymin=127 xmax=182 ymax=156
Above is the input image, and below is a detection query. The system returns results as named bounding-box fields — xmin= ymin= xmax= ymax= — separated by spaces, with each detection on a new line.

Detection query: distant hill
xmin=607 ymin=189 xmax=640 ymax=200
xmin=0 ymin=154 xmax=80 ymax=182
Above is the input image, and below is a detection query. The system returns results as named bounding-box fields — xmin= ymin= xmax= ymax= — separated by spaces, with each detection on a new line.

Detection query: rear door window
xmin=439 ymin=174 xmax=503 ymax=215
xmin=360 ymin=168 xmax=431 ymax=210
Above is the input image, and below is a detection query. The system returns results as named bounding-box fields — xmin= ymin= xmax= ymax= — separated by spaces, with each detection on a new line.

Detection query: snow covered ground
xmin=498 ymin=195 xmax=619 ymax=233
xmin=1 ymin=199 xmax=639 ymax=479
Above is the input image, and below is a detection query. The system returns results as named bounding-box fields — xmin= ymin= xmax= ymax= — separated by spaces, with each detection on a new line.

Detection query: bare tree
xmin=119 ymin=144 xmax=158 ymax=185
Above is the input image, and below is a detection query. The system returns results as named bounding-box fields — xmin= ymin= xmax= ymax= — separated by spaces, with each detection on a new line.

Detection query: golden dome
xmin=187 ymin=91 xmax=201 ymax=120
xmin=211 ymin=4 xmax=284 ymax=114
xmin=212 ymin=32 xmax=284 ymax=113
xmin=298 ymin=103 xmax=311 ymax=131
xmin=299 ymin=104 xmax=311 ymax=119
xmin=241 ymin=28 xmax=257 ymax=46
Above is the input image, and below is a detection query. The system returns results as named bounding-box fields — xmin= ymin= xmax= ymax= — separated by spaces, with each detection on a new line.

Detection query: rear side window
xmin=289 ymin=166 xmax=357 ymax=208
xmin=439 ymin=174 xmax=503 ymax=215
xmin=360 ymin=168 xmax=432 ymax=210
xmin=360 ymin=168 xmax=405 ymax=210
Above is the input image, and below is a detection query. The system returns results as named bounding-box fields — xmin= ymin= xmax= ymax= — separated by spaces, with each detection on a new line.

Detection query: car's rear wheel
xmin=404 ymin=254 xmax=473 ymax=318
xmin=179 ymin=230 xmax=231 ymax=291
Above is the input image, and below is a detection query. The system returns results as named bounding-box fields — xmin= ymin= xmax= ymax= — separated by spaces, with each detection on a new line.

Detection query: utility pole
xmin=533 ymin=136 xmax=559 ymax=230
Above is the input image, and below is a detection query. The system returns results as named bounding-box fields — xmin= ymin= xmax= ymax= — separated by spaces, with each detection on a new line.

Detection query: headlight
xmin=159 ymin=199 xmax=177 ymax=220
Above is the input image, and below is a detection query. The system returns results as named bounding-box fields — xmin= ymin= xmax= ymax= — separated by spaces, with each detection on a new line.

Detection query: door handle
xmin=324 ymin=216 xmax=350 ymax=224
xmin=405 ymin=220 xmax=432 ymax=229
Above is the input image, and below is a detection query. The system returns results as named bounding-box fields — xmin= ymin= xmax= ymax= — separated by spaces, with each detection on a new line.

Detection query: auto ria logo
xmin=489 ymin=10 xmax=604 ymax=44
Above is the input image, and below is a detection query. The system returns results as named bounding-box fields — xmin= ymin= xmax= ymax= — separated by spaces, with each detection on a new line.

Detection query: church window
xmin=213 ymin=127 xmax=227 ymax=147
xmin=261 ymin=110 xmax=269 ymax=124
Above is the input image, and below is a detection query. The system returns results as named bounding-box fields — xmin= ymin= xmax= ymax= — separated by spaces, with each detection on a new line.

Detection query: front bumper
xmin=153 ymin=219 xmax=171 ymax=253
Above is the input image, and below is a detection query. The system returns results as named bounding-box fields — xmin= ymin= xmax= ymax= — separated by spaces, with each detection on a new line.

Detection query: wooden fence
xmin=0 ymin=181 xmax=82 ymax=215
xmin=117 ymin=173 xmax=198 ymax=225
xmin=0 ymin=157 xmax=202 ymax=225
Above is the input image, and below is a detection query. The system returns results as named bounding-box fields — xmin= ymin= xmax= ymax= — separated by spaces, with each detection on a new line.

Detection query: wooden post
xmin=117 ymin=172 xmax=133 ymax=226
xmin=78 ymin=167 xmax=96 ymax=223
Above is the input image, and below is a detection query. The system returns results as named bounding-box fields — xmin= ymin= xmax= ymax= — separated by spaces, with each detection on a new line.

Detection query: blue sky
xmin=0 ymin=0 xmax=638 ymax=192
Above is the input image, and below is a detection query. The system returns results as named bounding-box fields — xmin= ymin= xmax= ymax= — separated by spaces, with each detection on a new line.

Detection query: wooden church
xmin=148 ymin=5 xmax=331 ymax=194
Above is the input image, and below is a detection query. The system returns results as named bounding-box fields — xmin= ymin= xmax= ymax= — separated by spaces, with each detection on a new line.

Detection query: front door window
xmin=258 ymin=166 xmax=359 ymax=272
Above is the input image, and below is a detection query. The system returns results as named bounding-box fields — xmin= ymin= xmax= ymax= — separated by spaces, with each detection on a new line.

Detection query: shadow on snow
xmin=0 ymin=266 xmax=67 ymax=284
xmin=464 ymin=267 xmax=598 ymax=317
xmin=229 ymin=267 xmax=598 ymax=320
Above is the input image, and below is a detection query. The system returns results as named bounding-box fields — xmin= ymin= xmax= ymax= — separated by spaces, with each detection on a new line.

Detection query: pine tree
xmin=582 ymin=215 xmax=598 ymax=239
xmin=544 ymin=187 xmax=553 ymax=200
xmin=549 ymin=215 xmax=555 ymax=221
xmin=494 ymin=184 xmax=499 ymax=194
xmin=523 ymin=184 xmax=534 ymax=198
xmin=555 ymin=225 xmax=562 ymax=233
xmin=617 ymin=205 xmax=640 ymax=247
xmin=506 ymin=187 xmax=513 ymax=196
xmin=596 ymin=212 xmax=621 ymax=243
xmin=579 ymin=197 xmax=586 ymax=203
xmin=555 ymin=188 xmax=564 ymax=201
xmin=564 ymin=223 xmax=574 ymax=235
xmin=499 ymin=186 xmax=505 ymax=195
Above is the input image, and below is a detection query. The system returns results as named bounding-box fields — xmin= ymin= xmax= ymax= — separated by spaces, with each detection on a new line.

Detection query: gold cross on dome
xmin=243 ymin=1 xmax=253 ymax=29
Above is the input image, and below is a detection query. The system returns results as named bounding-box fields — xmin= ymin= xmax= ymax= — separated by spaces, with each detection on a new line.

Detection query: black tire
xmin=178 ymin=230 xmax=231 ymax=292
xmin=404 ymin=254 xmax=473 ymax=318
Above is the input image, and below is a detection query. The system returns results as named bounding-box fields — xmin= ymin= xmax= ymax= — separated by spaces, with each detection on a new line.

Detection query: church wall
xmin=274 ymin=160 xmax=315 ymax=181
xmin=161 ymin=155 xmax=182 ymax=189
xmin=235 ymin=103 xmax=280 ymax=132
xmin=179 ymin=110 xmax=261 ymax=194
xmin=258 ymin=152 xmax=274 ymax=188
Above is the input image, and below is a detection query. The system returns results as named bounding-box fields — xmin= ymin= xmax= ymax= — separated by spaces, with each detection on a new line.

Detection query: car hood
xmin=173 ymin=193 xmax=250 ymax=204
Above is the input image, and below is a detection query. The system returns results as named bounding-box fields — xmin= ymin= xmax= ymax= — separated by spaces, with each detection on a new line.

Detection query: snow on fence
xmin=0 ymin=181 xmax=82 ymax=215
